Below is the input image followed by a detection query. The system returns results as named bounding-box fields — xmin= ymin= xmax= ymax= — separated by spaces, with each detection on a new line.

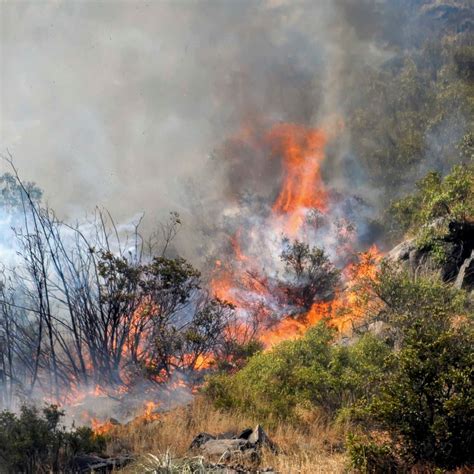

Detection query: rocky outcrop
xmin=388 ymin=221 xmax=474 ymax=292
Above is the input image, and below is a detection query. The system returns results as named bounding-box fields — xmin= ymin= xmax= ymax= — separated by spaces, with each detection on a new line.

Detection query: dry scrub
xmin=107 ymin=397 xmax=348 ymax=473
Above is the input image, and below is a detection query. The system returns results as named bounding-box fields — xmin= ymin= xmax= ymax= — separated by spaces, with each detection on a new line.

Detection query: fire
xmin=270 ymin=124 xmax=328 ymax=236
xmin=65 ymin=120 xmax=379 ymax=422
xmin=91 ymin=418 xmax=116 ymax=436
xmin=88 ymin=400 xmax=161 ymax=436
xmin=340 ymin=245 xmax=383 ymax=324
xmin=257 ymin=247 xmax=381 ymax=347
xmin=231 ymin=231 xmax=249 ymax=262
xmin=210 ymin=121 xmax=382 ymax=350
xmin=137 ymin=400 xmax=160 ymax=423
xmin=259 ymin=315 xmax=311 ymax=347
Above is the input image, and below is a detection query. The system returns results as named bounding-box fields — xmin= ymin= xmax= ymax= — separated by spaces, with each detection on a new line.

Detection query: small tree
xmin=280 ymin=240 xmax=340 ymax=310
xmin=389 ymin=163 xmax=474 ymax=257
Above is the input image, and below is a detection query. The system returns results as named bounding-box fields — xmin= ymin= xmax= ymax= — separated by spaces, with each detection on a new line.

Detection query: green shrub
xmin=347 ymin=434 xmax=398 ymax=474
xmin=0 ymin=404 xmax=105 ymax=474
xmin=369 ymin=266 xmax=474 ymax=468
xmin=371 ymin=316 xmax=474 ymax=468
xmin=205 ymin=322 xmax=389 ymax=422
xmin=389 ymin=163 xmax=474 ymax=249
xmin=372 ymin=262 xmax=467 ymax=334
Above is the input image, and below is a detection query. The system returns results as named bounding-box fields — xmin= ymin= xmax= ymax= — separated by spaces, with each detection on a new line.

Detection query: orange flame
xmin=210 ymin=122 xmax=336 ymax=347
xmin=270 ymin=124 xmax=328 ymax=236
xmin=258 ymin=246 xmax=382 ymax=348
xmin=91 ymin=418 xmax=116 ymax=436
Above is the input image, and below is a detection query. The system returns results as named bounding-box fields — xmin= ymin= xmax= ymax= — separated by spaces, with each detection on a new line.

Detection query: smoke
xmin=1 ymin=1 xmax=467 ymax=262
xmin=0 ymin=2 xmax=386 ymax=222
xmin=2 ymin=1 xmax=470 ymax=420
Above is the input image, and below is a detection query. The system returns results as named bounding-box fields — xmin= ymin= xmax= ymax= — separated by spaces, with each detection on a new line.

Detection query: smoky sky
xmin=1 ymin=0 xmax=395 ymax=238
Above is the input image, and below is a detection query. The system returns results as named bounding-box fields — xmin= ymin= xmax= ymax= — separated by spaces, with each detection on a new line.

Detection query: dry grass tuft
xmin=107 ymin=396 xmax=348 ymax=473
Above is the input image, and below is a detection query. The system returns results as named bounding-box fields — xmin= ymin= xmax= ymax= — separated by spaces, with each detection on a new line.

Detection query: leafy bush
xmin=0 ymin=404 xmax=105 ymax=474
xmin=389 ymin=163 xmax=474 ymax=258
xmin=372 ymin=262 xmax=467 ymax=333
xmin=368 ymin=265 xmax=474 ymax=468
xmin=214 ymin=338 xmax=264 ymax=373
xmin=346 ymin=434 xmax=398 ymax=474
xmin=205 ymin=322 xmax=389 ymax=421
xmin=371 ymin=317 xmax=473 ymax=466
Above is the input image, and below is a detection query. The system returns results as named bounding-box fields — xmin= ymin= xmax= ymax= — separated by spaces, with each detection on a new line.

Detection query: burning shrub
xmin=0 ymin=404 xmax=105 ymax=474
xmin=205 ymin=322 xmax=389 ymax=422
xmin=144 ymin=296 xmax=236 ymax=380
xmin=0 ymin=169 xmax=240 ymax=405
xmin=280 ymin=240 xmax=341 ymax=310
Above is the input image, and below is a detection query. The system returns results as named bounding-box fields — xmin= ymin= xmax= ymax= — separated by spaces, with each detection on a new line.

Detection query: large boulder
xmin=387 ymin=238 xmax=417 ymax=262
xmin=189 ymin=432 xmax=216 ymax=450
xmin=247 ymin=424 xmax=276 ymax=452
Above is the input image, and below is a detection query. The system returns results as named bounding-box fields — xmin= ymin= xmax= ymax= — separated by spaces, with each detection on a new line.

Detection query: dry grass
xmin=106 ymin=396 xmax=348 ymax=473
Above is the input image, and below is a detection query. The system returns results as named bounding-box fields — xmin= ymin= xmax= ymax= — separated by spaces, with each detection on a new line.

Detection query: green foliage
xmin=141 ymin=256 xmax=201 ymax=305
xmin=391 ymin=163 xmax=474 ymax=234
xmin=458 ymin=131 xmax=474 ymax=161
xmin=373 ymin=262 xmax=467 ymax=331
xmin=98 ymin=251 xmax=201 ymax=307
xmin=205 ymin=322 xmax=389 ymax=421
xmin=347 ymin=34 xmax=474 ymax=210
xmin=0 ymin=404 xmax=105 ymax=474
xmin=389 ymin=163 xmax=474 ymax=260
xmin=346 ymin=434 xmax=398 ymax=474
xmin=214 ymin=338 xmax=264 ymax=372
xmin=368 ymin=264 xmax=474 ymax=468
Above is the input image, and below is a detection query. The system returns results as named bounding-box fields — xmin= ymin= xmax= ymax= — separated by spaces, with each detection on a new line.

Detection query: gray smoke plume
xmin=1 ymin=1 xmax=465 ymax=262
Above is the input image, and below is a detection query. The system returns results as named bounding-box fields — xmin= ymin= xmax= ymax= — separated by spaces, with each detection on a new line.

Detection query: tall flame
xmin=270 ymin=124 xmax=328 ymax=236
xmin=210 ymin=121 xmax=381 ymax=349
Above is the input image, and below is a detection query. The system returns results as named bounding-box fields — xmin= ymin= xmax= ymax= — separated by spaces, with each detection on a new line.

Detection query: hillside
xmin=0 ymin=0 xmax=472 ymax=473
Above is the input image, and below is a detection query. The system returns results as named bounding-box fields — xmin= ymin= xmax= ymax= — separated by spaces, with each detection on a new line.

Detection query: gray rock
xmin=191 ymin=425 xmax=276 ymax=467
xmin=200 ymin=438 xmax=249 ymax=461
xmin=236 ymin=427 xmax=253 ymax=440
xmin=367 ymin=320 xmax=392 ymax=339
xmin=454 ymin=249 xmax=474 ymax=290
xmin=387 ymin=221 xmax=474 ymax=290
xmin=189 ymin=432 xmax=216 ymax=450
xmin=248 ymin=424 xmax=274 ymax=451
xmin=72 ymin=454 xmax=133 ymax=473
xmin=387 ymin=238 xmax=416 ymax=262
